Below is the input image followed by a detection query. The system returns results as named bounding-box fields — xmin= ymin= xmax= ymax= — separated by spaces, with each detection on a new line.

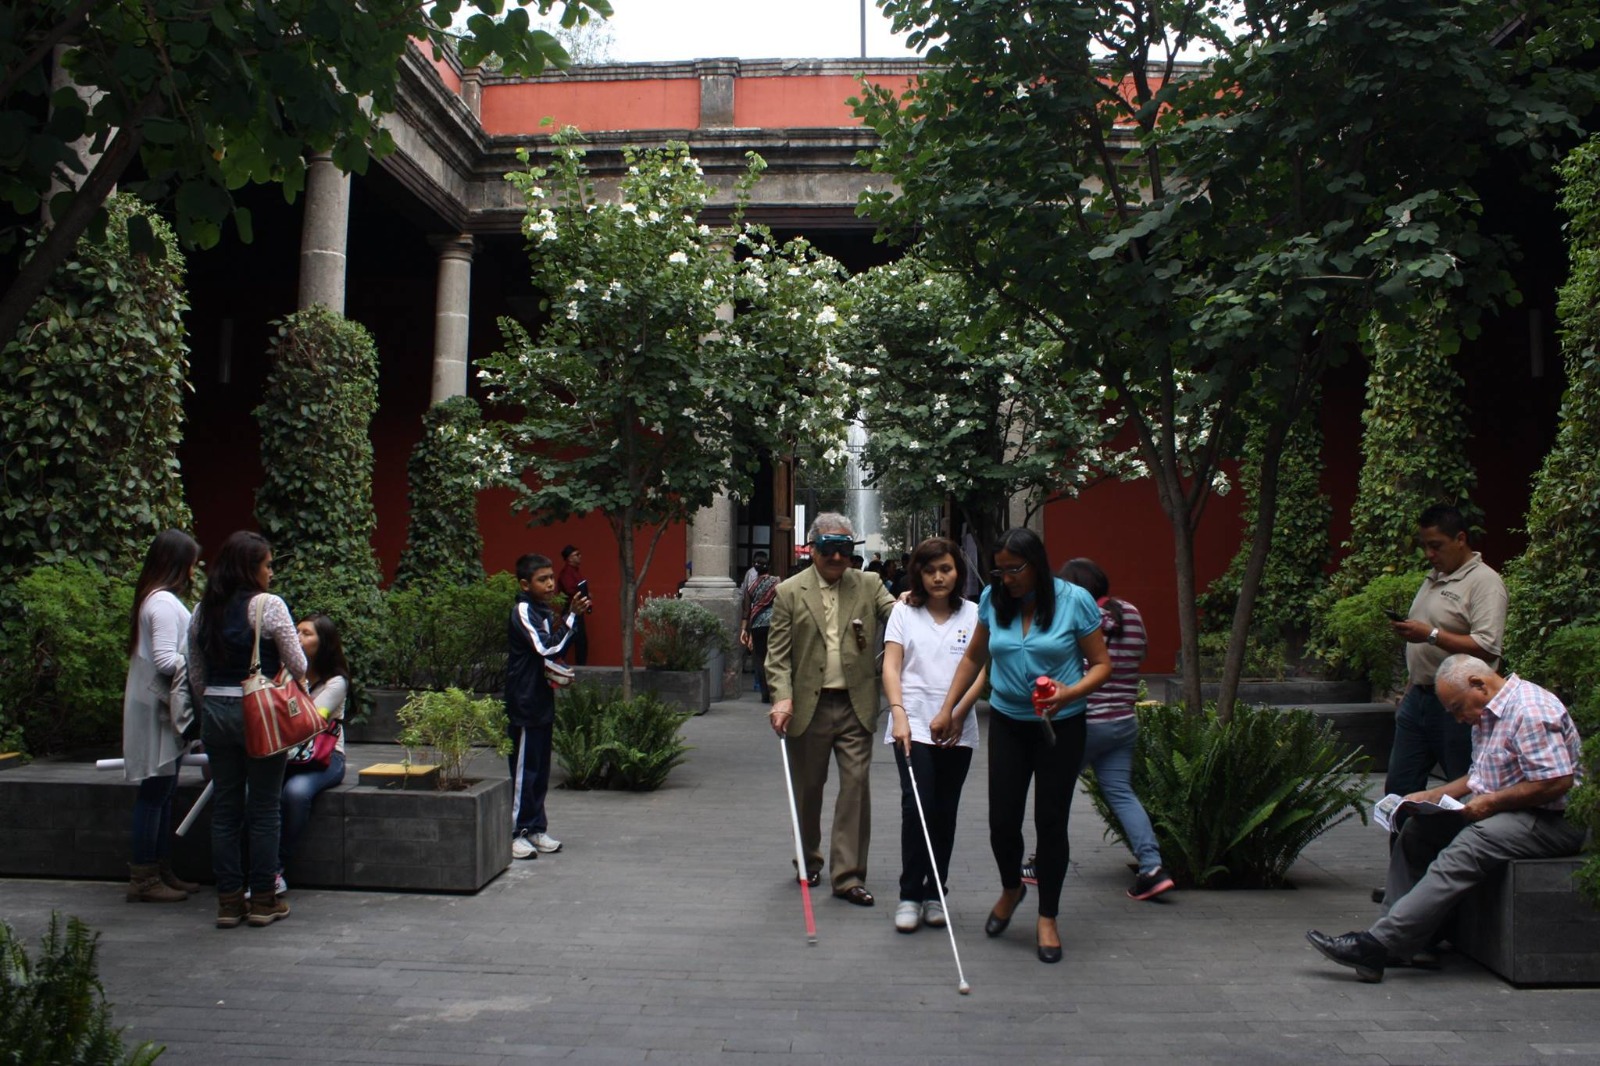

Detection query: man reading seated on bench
xmin=1306 ymin=653 xmax=1586 ymax=983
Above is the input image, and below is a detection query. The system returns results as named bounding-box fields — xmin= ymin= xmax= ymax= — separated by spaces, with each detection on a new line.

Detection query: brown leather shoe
xmin=247 ymin=891 xmax=290 ymax=927
xmin=833 ymin=885 xmax=875 ymax=907
xmin=159 ymin=860 xmax=201 ymax=894
xmin=216 ymin=889 xmax=248 ymax=928
xmin=126 ymin=863 xmax=187 ymax=903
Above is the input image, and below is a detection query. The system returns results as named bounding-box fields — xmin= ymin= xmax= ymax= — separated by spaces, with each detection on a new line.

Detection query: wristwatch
xmin=1427 ymin=627 xmax=1439 ymax=646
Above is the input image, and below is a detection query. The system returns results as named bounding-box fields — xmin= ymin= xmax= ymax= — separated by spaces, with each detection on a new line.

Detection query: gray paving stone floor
xmin=5 ymin=686 xmax=1600 ymax=1064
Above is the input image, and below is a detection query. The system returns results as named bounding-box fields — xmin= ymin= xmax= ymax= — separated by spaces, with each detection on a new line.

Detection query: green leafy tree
xmin=836 ymin=257 xmax=1125 ymax=559
xmin=0 ymin=193 xmax=190 ymax=580
xmin=395 ymin=396 xmax=510 ymax=591
xmin=857 ymin=0 xmax=1598 ymax=717
xmin=1323 ymin=302 xmax=1480 ymax=604
xmin=0 ymin=0 xmax=612 ymax=347
xmin=253 ymin=306 xmax=384 ymax=687
xmin=482 ymin=138 xmax=846 ymax=696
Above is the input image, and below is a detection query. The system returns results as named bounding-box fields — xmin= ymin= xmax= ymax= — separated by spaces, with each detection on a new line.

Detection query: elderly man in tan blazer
xmin=767 ymin=512 xmax=898 ymax=905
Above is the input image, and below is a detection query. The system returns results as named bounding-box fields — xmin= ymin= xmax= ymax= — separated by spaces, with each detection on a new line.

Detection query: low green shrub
xmin=0 ymin=913 xmax=163 ymax=1065
xmin=637 ymin=597 xmax=729 ymax=671
xmin=370 ymin=573 xmax=518 ymax=693
xmin=553 ymin=681 xmax=692 ymax=791
xmin=396 ymin=687 xmax=510 ymax=788
xmin=1087 ymin=703 xmax=1369 ymax=889
xmin=0 ymin=562 xmax=134 ymax=756
xmin=1194 ymin=630 xmax=1288 ymax=681
xmin=1314 ymin=571 xmax=1426 ymax=695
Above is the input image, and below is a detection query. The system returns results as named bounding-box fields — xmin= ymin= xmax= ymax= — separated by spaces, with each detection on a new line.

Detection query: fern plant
xmin=1088 ymin=703 xmax=1370 ymax=888
xmin=552 ymin=682 xmax=692 ymax=791
xmin=0 ymin=914 xmax=163 ymax=1065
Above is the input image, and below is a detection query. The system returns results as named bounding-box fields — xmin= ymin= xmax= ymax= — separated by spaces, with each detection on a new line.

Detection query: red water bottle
xmin=1032 ymin=676 xmax=1057 ymax=746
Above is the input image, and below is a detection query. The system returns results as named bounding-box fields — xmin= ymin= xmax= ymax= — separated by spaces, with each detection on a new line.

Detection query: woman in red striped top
xmin=1061 ymin=558 xmax=1173 ymax=901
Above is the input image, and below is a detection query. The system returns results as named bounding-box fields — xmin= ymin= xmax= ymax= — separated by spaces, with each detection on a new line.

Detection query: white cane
xmin=906 ymin=755 xmax=971 ymax=994
xmin=175 ymin=780 xmax=214 ymax=837
xmin=778 ymin=736 xmax=818 ymax=944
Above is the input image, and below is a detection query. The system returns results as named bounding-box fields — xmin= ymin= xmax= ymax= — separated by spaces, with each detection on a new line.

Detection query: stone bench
xmin=1455 ymin=856 xmax=1600 ymax=986
xmin=0 ymin=747 xmax=511 ymax=894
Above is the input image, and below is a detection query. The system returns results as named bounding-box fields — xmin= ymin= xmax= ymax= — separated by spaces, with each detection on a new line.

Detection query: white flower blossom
xmin=668 ymin=251 xmax=688 ymax=265
xmin=570 ymin=279 xmax=588 ymax=292
xmin=619 ymin=203 xmax=638 ymax=215
xmin=815 ymin=306 xmax=838 ymax=326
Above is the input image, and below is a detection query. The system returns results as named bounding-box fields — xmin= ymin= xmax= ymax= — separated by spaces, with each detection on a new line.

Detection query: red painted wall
xmin=480 ymin=79 xmax=701 ymax=134
xmin=733 ymin=74 xmax=915 ymax=128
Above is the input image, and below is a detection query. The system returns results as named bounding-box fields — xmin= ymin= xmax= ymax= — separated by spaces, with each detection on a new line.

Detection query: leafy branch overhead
xmin=0 ymin=0 xmax=612 ymax=347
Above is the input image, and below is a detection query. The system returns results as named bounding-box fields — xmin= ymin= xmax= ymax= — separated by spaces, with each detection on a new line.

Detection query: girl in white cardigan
xmin=122 ymin=529 xmax=201 ymax=903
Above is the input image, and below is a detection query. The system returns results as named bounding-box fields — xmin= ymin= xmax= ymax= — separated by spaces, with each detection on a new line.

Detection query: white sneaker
xmin=275 ymin=872 xmax=288 ymax=896
xmin=511 ymin=834 xmax=538 ymax=861
xmin=530 ymin=832 xmax=562 ymax=854
xmin=922 ymin=899 xmax=946 ymax=928
xmin=894 ymin=900 xmax=921 ymax=933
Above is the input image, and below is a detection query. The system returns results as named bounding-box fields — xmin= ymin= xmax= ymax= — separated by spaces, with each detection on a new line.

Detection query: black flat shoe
xmin=984 ymin=883 xmax=1026 ymax=937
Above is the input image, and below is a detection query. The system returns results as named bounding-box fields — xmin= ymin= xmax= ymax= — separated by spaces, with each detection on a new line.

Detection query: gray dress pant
xmin=1371 ymin=807 xmax=1587 ymax=955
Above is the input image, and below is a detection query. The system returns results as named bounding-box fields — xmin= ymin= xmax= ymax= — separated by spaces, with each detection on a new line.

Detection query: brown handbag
xmin=240 ymin=595 xmax=321 ymax=758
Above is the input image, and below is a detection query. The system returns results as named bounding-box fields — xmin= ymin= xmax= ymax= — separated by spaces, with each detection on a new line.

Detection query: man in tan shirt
xmin=1385 ymin=504 xmax=1508 ymax=797
xmin=766 ymin=512 xmax=897 ymax=905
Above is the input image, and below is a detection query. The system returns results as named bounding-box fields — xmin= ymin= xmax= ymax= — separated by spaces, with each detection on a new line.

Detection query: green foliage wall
xmin=0 ymin=194 xmax=191 ymax=579
xmin=1325 ymin=304 xmax=1479 ymax=601
xmin=1504 ymin=137 xmax=1600 ymax=661
xmin=1199 ymin=396 xmax=1331 ymax=649
xmin=395 ymin=396 xmax=491 ymax=591
xmin=0 ymin=562 xmax=134 ymax=755
xmin=253 ymin=307 xmax=383 ymax=686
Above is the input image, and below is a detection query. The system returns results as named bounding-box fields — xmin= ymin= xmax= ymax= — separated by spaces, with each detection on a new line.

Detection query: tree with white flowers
xmin=480 ymin=136 xmax=848 ymax=694
xmin=836 ymin=257 xmax=1133 ymax=564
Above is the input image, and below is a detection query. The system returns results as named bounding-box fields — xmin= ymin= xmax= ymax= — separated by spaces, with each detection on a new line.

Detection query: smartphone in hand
xmin=1383 ymin=608 xmax=1407 ymax=622
xmin=576 ymin=579 xmax=592 ymax=613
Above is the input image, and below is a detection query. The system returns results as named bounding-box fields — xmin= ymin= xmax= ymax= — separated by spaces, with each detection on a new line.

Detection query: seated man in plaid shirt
xmin=1307 ymin=653 xmax=1586 ymax=982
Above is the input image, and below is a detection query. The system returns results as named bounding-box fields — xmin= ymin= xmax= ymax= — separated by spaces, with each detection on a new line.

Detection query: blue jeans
xmin=280 ymin=752 xmax=345 ymax=870
xmin=202 ymin=695 xmax=288 ymax=895
xmin=129 ymin=772 xmax=178 ymax=865
xmin=1081 ymin=715 xmax=1163 ymax=872
xmin=1385 ymin=684 xmax=1472 ymax=797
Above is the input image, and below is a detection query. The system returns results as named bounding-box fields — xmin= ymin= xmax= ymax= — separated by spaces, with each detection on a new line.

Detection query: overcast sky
xmin=587 ymin=0 xmax=917 ymax=62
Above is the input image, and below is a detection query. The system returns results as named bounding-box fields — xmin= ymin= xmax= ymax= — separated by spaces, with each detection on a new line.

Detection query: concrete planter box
xmin=343 ymin=687 xmax=412 ymax=744
xmin=1155 ymin=677 xmax=1371 ymax=705
xmin=1456 ymin=857 xmax=1600 ymax=986
xmin=339 ymin=776 xmax=512 ymax=893
xmin=571 ymin=665 xmax=710 ymax=715
xmin=0 ymin=761 xmax=511 ymax=895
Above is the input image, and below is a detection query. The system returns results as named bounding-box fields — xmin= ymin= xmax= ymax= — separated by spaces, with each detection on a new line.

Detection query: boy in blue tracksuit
xmin=506 ymin=553 xmax=587 ymax=860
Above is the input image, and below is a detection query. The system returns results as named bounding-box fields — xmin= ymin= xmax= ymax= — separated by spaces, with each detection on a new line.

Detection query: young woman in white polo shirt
xmin=882 ymin=537 xmax=988 ymax=934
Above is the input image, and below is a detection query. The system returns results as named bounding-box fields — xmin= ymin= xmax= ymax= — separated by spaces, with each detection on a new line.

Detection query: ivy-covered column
xmin=297 ymin=152 xmax=351 ymax=314
xmin=429 ymin=234 xmax=475 ymax=403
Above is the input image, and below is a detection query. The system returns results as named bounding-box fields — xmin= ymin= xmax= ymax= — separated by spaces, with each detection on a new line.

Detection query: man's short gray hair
xmin=807 ymin=511 xmax=853 ymax=542
xmin=1436 ymin=653 xmax=1494 ymax=690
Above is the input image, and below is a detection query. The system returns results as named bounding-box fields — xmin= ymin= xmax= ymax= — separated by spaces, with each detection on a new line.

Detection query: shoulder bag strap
xmin=249 ymin=594 xmax=265 ymax=676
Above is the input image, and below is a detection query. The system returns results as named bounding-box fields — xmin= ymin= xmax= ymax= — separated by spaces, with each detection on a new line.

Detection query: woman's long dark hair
xmin=128 ymin=529 xmax=201 ymax=653
xmin=196 ymin=530 xmax=272 ymax=665
xmin=300 ymin=613 xmax=349 ymax=685
xmin=989 ymin=527 xmax=1054 ymax=630
xmin=907 ymin=536 xmax=967 ymax=609
xmin=1061 ymin=557 xmax=1121 ymax=633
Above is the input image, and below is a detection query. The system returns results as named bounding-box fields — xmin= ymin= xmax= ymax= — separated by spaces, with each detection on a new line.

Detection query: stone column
xmin=460 ymin=67 xmax=484 ymax=120
xmin=680 ymin=491 xmax=742 ymax=699
xmin=696 ymin=59 xmax=738 ymax=129
xmin=297 ymin=152 xmax=352 ymax=313
xmin=429 ymin=234 xmax=475 ymax=402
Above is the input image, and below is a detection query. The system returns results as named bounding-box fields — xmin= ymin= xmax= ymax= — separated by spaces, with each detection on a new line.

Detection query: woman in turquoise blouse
xmin=932 ymin=527 xmax=1110 ymax=963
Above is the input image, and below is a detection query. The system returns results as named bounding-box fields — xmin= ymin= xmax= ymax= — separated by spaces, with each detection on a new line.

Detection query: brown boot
xmin=247 ymin=891 xmax=290 ymax=927
xmin=159 ymin=860 xmax=200 ymax=894
xmin=216 ymin=889 xmax=248 ymax=928
xmin=126 ymin=863 xmax=187 ymax=903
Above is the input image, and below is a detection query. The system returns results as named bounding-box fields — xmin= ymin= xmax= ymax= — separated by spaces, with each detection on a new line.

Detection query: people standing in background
xmin=557 ymin=544 xmax=589 ymax=666
xmin=739 ymin=556 xmax=781 ymax=704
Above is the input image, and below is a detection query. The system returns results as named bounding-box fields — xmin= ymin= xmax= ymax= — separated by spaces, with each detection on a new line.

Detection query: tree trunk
xmin=616 ymin=508 xmax=636 ymax=701
xmin=1215 ymin=416 xmax=1291 ymax=723
xmin=0 ymin=91 xmax=159 ymax=346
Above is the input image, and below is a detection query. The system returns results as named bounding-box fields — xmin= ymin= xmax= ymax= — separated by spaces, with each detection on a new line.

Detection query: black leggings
xmin=894 ymin=741 xmax=974 ymax=902
xmin=988 ymin=711 xmax=1087 ymax=919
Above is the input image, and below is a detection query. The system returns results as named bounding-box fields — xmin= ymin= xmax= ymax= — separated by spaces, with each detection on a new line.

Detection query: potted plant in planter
xmin=635 ymin=597 xmax=731 ymax=715
xmin=354 ymin=573 xmax=516 ymax=743
xmin=341 ymin=688 xmax=515 ymax=892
